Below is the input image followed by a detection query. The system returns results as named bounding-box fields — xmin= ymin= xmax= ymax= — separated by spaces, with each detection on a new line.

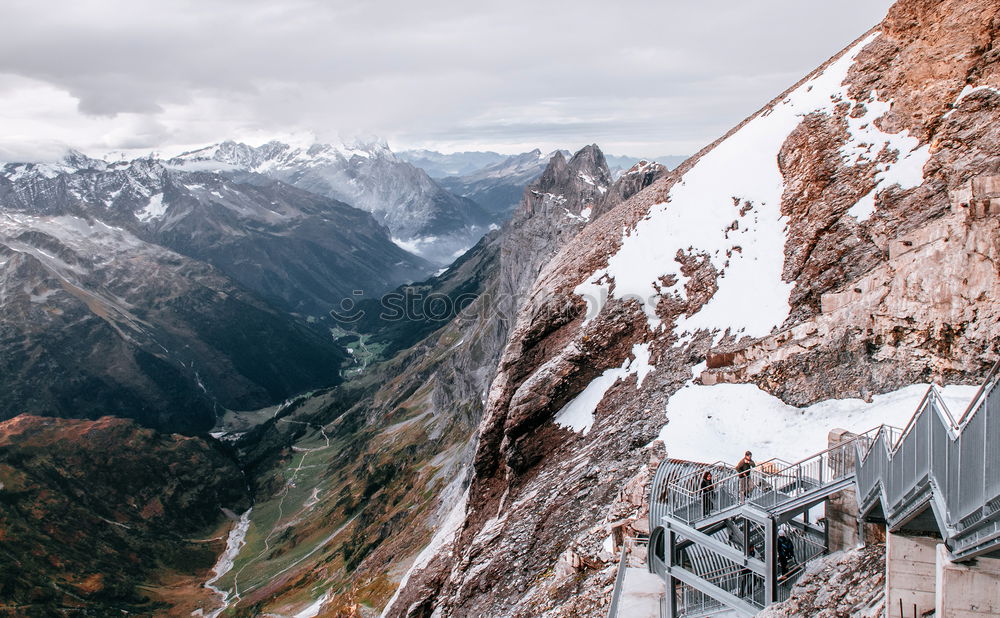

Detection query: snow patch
xmin=294 ymin=589 xmax=332 ymax=618
xmin=848 ymin=189 xmax=877 ymax=221
xmin=392 ymin=235 xmax=439 ymax=255
xmin=943 ymin=84 xmax=1000 ymax=118
xmin=841 ymin=91 xmax=930 ymax=221
xmin=554 ymin=343 xmax=656 ymax=435
xmin=135 ymin=193 xmax=168 ymax=223
xmin=658 ymin=382 xmax=978 ymax=464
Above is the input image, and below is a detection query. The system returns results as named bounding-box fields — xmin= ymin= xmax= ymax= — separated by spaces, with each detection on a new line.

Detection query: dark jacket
xmin=736 ymin=458 xmax=756 ymax=478
xmin=778 ymin=536 xmax=795 ymax=560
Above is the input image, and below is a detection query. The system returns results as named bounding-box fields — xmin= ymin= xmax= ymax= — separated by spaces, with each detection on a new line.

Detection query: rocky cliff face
xmin=378 ymin=147 xmax=667 ymax=617
xmin=385 ymin=1 xmax=1000 ymax=615
xmin=0 ymin=415 xmax=249 ymax=615
xmin=172 ymin=140 xmax=494 ymax=264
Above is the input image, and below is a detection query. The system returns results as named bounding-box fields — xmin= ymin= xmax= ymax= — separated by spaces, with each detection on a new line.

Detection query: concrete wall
xmin=886 ymin=532 xmax=937 ymax=617
xmin=826 ymin=429 xmax=885 ymax=552
xmin=936 ymin=543 xmax=1000 ymax=618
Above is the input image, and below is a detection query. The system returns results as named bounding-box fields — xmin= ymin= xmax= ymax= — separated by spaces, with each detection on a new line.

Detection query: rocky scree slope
xmin=172 ymin=140 xmax=494 ymax=265
xmin=0 ymin=415 xmax=249 ymax=615
xmin=204 ymin=145 xmax=666 ymax=617
xmin=386 ymin=1 xmax=1000 ymax=616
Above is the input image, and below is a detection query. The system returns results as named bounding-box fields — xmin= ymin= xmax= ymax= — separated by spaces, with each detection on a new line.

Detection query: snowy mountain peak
xmin=169 ymin=138 xmax=493 ymax=264
xmin=1 ymin=149 xmax=111 ymax=183
xmin=171 ymin=138 xmax=398 ymax=173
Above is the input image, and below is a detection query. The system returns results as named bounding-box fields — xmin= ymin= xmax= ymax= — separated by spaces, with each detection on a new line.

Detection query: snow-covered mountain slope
xmin=1 ymin=154 xmax=429 ymax=315
xmin=171 ymin=140 xmax=494 ymax=264
xmin=385 ymin=0 xmax=1000 ymax=615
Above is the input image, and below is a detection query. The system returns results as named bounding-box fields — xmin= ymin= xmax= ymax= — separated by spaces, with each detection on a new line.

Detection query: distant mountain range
xmin=402 ymin=149 xmax=687 ymax=218
xmin=0 ymin=139 xmax=685 ymax=432
xmin=0 ymin=151 xmax=433 ymax=431
xmin=398 ymin=149 xmax=686 ymax=178
xmin=172 ymin=140 xmax=494 ymax=265
xmin=395 ymin=149 xmax=511 ymax=177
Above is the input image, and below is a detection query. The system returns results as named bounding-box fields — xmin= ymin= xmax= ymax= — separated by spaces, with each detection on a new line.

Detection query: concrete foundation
xmin=886 ymin=532 xmax=937 ymax=617
xmin=936 ymin=543 xmax=1000 ymax=617
xmin=826 ymin=429 xmax=885 ymax=552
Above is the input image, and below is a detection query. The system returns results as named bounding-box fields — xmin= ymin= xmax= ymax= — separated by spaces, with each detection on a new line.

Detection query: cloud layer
xmin=0 ymin=0 xmax=895 ymax=160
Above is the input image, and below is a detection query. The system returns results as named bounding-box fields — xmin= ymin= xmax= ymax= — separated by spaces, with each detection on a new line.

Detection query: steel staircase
xmin=855 ymin=361 xmax=1000 ymax=561
xmin=647 ymin=440 xmax=857 ymax=617
xmin=626 ymin=360 xmax=1000 ymax=617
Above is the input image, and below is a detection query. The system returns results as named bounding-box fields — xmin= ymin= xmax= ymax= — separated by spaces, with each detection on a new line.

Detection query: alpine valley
xmin=2 ymin=0 xmax=999 ymax=616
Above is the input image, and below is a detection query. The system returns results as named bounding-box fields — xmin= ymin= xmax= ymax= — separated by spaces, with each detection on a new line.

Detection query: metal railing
xmin=656 ymin=439 xmax=860 ymax=528
xmin=673 ymin=582 xmax=726 ymax=618
xmin=674 ymin=539 xmax=766 ymax=611
xmin=647 ymin=437 xmax=864 ymax=616
xmin=649 ymin=460 xmax=733 ymax=533
xmin=607 ymin=544 xmax=630 ymax=618
xmin=609 ymin=537 xmax=656 ymax=618
xmin=855 ymin=360 xmax=1000 ymax=560
xmin=644 ymin=358 xmax=1000 ymax=617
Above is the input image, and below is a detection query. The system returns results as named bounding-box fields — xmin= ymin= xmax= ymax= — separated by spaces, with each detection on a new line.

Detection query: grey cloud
xmin=0 ymin=0 xmax=896 ymax=157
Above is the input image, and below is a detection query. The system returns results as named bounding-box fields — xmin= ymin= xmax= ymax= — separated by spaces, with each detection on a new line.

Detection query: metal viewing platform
xmin=610 ymin=360 xmax=1000 ymax=618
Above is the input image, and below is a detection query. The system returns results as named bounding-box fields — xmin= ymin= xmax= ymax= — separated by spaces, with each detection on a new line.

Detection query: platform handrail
xmin=855 ymin=359 xmax=1000 ymax=560
xmin=607 ymin=544 xmax=630 ymax=618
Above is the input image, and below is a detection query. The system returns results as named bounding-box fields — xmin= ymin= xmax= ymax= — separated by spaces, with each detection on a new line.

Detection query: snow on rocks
xmin=574 ymin=31 xmax=935 ymax=337
xmin=942 ymin=84 xmax=1000 ymax=119
xmin=841 ymin=91 xmax=930 ymax=222
xmin=554 ymin=343 xmax=654 ymax=435
xmin=135 ymin=193 xmax=168 ymax=223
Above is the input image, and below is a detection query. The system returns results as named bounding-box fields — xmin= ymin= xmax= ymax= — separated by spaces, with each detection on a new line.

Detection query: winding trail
xmin=220 ymin=417 xmax=335 ymax=610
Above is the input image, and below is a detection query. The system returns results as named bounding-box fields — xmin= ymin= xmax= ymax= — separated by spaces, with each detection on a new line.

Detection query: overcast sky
xmin=0 ymin=0 xmax=896 ymax=161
